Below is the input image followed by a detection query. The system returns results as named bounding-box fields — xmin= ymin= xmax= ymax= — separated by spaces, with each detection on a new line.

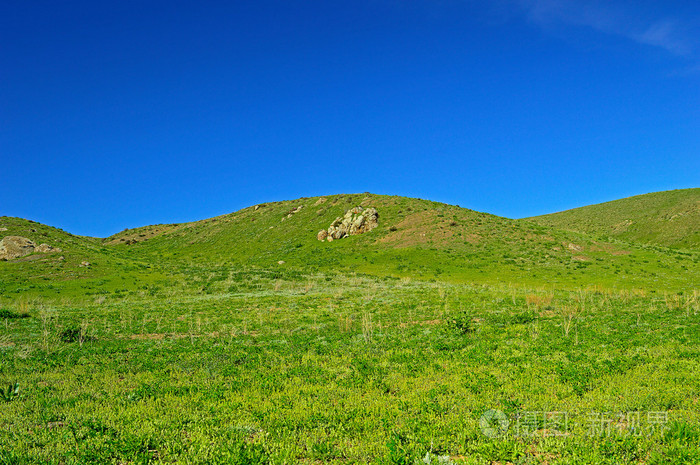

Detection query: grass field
xmin=1 ymin=191 xmax=699 ymax=464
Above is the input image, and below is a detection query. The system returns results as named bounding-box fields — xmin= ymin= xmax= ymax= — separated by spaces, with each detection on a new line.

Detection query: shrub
xmin=0 ymin=383 xmax=19 ymax=402
xmin=447 ymin=311 xmax=474 ymax=335
xmin=0 ymin=309 xmax=29 ymax=319
xmin=59 ymin=326 xmax=94 ymax=343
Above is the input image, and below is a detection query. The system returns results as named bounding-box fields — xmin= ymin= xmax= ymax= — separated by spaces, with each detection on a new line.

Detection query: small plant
xmin=0 ymin=383 xmax=19 ymax=402
xmin=420 ymin=451 xmax=455 ymax=464
xmin=511 ymin=310 xmax=537 ymax=325
xmin=447 ymin=311 xmax=474 ymax=335
xmin=59 ymin=325 xmax=94 ymax=344
xmin=362 ymin=312 xmax=374 ymax=343
xmin=60 ymin=327 xmax=82 ymax=343
xmin=0 ymin=309 xmax=29 ymax=319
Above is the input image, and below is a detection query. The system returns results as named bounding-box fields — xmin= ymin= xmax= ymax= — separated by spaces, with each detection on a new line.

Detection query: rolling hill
xmin=107 ymin=192 xmax=698 ymax=290
xmin=528 ymin=188 xmax=700 ymax=249
xmin=2 ymin=191 xmax=699 ymax=297
xmin=0 ymin=216 xmax=170 ymax=299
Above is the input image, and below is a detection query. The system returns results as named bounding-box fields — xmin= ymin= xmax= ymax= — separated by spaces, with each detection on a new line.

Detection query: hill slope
xmin=108 ymin=193 xmax=700 ymax=290
xmin=0 ymin=216 xmax=169 ymax=299
xmin=3 ymin=193 xmax=698 ymax=296
xmin=527 ymin=188 xmax=700 ymax=249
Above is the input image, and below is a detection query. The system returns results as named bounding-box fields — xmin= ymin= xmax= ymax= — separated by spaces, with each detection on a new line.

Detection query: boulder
xmin=0 ymin=236 xmax=36 ymax=260
xmin=317 ymin=230 xmax=328 ymax=241
xmin=321 ymin=206 xmax=379 ymax=241
xmin=36 ymin=243 xmax=62 ymax=254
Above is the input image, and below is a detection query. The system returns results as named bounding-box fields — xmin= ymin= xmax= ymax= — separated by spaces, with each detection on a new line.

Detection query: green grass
xmin=1 ymin=275 xmax=699 ymax=463
xmin=1 ymin=191 xmax=699 ymax=463
xmin=527 ymin=188 xmax=700 ymax=250
xmin=3 ymin=193 xmax=699 ymax=297
xmin=0 ymin=216 xmax=187 ymax=300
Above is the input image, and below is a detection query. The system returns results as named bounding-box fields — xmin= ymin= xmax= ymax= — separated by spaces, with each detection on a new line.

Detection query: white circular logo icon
xmin=479 ymin=409 xmax=509 ymax=438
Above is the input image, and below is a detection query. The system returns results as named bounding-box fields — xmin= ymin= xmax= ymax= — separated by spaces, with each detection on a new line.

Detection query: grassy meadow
xmin=1 ymin=191 xmax=699 ymax=464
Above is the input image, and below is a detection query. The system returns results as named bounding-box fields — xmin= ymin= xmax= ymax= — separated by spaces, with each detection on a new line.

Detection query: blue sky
xmin=2 ymin=0 xmax=698 ymax=237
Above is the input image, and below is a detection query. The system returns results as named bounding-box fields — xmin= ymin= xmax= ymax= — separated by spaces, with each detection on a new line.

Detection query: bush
xmin=447 ymin=311 xmax=474 ymax=335
xmin=60 ymin=326 xmax=94 ymax=343
xmin=0 ymin=309 xmax=29 ymax=319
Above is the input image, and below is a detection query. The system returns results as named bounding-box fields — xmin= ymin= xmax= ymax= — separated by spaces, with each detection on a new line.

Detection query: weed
xmin=0 ymin=309 xmax=29 ymax=319
xmin=0 ymin=383 xmax=19 ymax=402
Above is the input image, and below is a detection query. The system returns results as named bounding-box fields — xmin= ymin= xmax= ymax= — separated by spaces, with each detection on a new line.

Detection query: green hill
xmin=2 ymin=193 xmax=699 ymax=297
xmin=527 ymin=188 xmax=700 ymax=249
xmin=0 ymin=216 xmax=169 ymax=299
xmin=105 ymin=193 xmax=699 ymax=290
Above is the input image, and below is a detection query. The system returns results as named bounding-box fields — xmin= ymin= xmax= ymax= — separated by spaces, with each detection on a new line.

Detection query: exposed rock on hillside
xmin=318 ymin=207 xmax=379 ymax=241
xmin=0 ymin=236 xmax=61 ymax=260
xmin=0 ymin=236 xmax=36 ymax=260
xmin=35 ymin=243 xmax=60 ymax=253
xmin=282 ymin=205 xmax=304 ymax=221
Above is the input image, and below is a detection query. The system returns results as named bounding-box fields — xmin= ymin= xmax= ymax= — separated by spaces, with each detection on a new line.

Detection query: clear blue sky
xmin=2 ymin=0 xmax=698 ymax=237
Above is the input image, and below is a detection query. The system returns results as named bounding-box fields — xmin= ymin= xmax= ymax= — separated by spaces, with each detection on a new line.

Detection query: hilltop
xmin=528 ymin=188 xmax=700 ymax=249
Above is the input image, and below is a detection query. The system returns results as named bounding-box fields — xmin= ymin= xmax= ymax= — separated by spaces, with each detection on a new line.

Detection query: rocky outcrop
xmin=0 ymin=236 xmax=62 ymax=260
xmin=36 ymin=243 xmax=61 ymax=253
xmin=318 ymin=206 xmax=379 ymax=241
xmin=0 ymin=236 xmax=36 ymax=260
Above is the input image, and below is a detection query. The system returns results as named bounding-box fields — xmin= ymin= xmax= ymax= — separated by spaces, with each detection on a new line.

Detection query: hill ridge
xmin=528 ymin=188 xmax=700 ymax=250
xmin=2 ymin=190 xmax=699 ymax=297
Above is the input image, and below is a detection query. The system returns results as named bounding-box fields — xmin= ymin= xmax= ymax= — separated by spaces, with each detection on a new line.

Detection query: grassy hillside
xmin=527 ymin=189 xmax=700 ymax=250
xmin=0 ymin=217 xmax=171 ymax=299
xmin=3 ymin=192 xmax=699 ymax=297
xmin=108 ymin=193 xmax=699 ymax=291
